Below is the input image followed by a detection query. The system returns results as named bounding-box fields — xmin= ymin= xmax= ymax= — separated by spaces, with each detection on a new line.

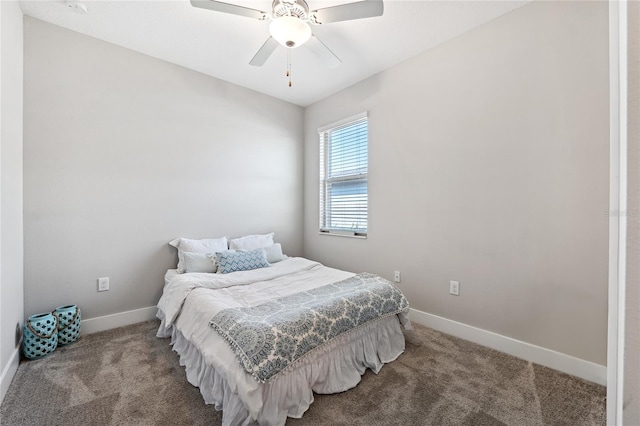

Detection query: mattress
xmin=156 ymin=257 xmax=411 ymax=426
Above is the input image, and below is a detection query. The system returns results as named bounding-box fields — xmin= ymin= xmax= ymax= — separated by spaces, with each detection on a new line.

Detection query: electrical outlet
xmin=394 ymin=271 xmax=401 ymax=283
xmin=98 ymin=277 xmax=110 ymax=292
xmin=449 ymin=280 xmax=460 ymax=296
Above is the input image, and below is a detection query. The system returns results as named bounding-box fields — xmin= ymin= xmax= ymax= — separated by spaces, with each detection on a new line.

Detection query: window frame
xmin=318 ymin=112 xmax=369 ymax=238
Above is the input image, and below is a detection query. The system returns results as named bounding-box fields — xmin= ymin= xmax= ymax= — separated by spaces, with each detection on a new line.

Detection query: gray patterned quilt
xmin=209 ymin=273 xmax=410 ymax=383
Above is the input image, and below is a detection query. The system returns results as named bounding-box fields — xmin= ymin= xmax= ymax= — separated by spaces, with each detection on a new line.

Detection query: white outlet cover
xmin=98 ymin=277 xmax=109 ymax=292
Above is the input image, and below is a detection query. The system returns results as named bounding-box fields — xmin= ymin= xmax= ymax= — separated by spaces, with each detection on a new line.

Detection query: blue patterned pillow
xmin=216 ymin=248 xmax=270 ymax=274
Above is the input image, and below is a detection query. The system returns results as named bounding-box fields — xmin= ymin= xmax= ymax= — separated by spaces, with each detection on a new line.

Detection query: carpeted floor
xmin=0 ymin=320 xmax=605 ymax=425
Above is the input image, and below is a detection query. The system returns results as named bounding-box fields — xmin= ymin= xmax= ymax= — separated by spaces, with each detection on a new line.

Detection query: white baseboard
xmin=0 ymin=345 xmax=21 ymax=405
xmin=72 ymin=305 xmax=612 ymax=385
xmin=81 ymin=306 xmax=158 ymax=335
xmin=409 ymin=308 xmax=607 ymax=386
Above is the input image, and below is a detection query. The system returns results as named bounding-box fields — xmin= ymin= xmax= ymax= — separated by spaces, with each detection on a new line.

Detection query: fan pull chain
xmin=286 ymin=48 xmax=292 ymax=87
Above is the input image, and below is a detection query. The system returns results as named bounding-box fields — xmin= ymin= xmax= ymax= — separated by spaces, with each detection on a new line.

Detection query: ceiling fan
xmin=190 ymin=0 xmax=384 ymax=69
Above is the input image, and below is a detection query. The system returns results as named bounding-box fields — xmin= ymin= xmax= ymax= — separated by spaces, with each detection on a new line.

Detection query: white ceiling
xmin=20 ymin=0 xmax=530 ymax=106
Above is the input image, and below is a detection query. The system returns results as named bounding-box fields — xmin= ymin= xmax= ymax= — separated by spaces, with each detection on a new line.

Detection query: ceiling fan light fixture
xmin=269 ymin=16 xmax=311 ymax=48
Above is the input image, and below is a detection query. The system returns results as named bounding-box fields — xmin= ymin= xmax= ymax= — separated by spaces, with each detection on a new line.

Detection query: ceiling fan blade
xmin=307 ymin=35 xmax=341 ymax=69
xmin=249 ymin=37 xmax=279 ymax=66
xmin=190 ymin=0 xmax=267 ymax=20
xmin=312 ymin=0 xmax=383 ymax=24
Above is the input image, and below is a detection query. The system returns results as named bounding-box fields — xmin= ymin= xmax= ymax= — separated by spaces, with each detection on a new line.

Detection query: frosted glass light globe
xmin=269 ymin=16 xmax=312 ymax=48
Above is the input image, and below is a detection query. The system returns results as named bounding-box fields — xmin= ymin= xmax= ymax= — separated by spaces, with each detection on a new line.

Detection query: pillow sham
xmin=264 ymin=243 xmax=286 ymax=263
xmin=216 ymin=248 xmax=270 ymax=274
xmin=169 ymin=236 xmax=228 ymax=273
xmin=228 ymin=233 xmax=274 ymax=251
xmin=182 ymin=252 xmax=217 ymax=273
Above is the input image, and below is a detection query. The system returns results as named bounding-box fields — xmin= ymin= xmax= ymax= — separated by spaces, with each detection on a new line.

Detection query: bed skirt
xmin=157 ymin=311 xmax=408 ymax=426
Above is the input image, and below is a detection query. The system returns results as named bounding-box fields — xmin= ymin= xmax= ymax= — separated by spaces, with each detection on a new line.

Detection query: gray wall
xmin=23 ymin=18 xmax=304 ymax=321
xmin=0 ymin=0 xmax=23 ymax=398
xmin=304 ymin=1 xmax=609 ymax=365
xmin=624 ymin=1 xmax=639 ymax=423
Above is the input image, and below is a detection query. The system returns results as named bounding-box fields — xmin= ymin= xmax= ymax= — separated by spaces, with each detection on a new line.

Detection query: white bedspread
xmin=156 ymin=257 xmax=410 ymax=426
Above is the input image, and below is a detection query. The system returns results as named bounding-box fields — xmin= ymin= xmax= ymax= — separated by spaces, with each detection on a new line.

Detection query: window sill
xmin=318 ymin=230 xmax=367 ymax=239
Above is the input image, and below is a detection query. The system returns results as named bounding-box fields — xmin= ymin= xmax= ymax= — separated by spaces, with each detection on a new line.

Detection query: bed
xmin=157 ymin=256 xmax=411 ymax=426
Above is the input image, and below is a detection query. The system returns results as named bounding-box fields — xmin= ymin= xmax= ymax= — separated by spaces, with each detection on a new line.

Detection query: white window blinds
xmin=319 ymin=112 xmax=368 ymax=236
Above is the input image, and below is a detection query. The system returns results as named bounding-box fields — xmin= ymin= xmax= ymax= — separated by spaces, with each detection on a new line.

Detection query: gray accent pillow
xmin=264 ymin=243 xmax=286 ymax=263
xmin=183 ymin=252 xmax=217 ymax=273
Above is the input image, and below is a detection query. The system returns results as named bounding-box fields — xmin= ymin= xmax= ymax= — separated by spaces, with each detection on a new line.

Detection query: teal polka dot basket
xmin=23 ymin=312 xmax=58 ymax=360
xmin=54 ymin=305 xmax=81 ymax=346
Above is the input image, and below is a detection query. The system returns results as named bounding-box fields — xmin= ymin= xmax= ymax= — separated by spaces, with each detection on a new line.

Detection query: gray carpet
xmin=0 ymin=320 xmax=605 ymax=425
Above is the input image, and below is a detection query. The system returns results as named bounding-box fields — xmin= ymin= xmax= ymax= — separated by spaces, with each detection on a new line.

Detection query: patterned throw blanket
xmin=209 ymin=273 xmax=410 ymax=383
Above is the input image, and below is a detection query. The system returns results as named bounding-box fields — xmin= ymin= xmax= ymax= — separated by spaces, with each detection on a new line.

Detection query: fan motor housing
xmin=272 ymin=0 xmax=309 ymax=20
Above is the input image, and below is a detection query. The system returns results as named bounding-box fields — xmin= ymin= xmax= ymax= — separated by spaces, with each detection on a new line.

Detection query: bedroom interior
xmin=0 ymin=0 xmax=637 ymax=425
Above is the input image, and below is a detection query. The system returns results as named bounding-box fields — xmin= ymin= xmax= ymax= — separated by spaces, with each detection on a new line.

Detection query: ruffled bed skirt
xmin=157 ymin=313 xmax=408 ymax=426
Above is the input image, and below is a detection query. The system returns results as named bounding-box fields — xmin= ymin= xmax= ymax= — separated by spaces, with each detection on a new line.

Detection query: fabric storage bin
xmin=54 ymin=305 xmax=81 ymax=345
xmin=23 ymin=312 xmax=58 ymax=359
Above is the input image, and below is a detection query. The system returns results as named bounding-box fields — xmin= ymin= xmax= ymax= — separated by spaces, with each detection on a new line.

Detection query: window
xmin=319 ymin=112 xmax=368 ymax=237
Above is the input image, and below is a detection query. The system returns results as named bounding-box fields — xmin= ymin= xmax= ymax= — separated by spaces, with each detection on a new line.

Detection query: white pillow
xmin=264 ymin=243 xmax=286 ymax=263
xmin=169 ymin=237 xmax=228 ymax=273
xmin=229 ymin=233 xmax=275 ymax=251
xmin=182 ymin=252 xmax=217 ymax=273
